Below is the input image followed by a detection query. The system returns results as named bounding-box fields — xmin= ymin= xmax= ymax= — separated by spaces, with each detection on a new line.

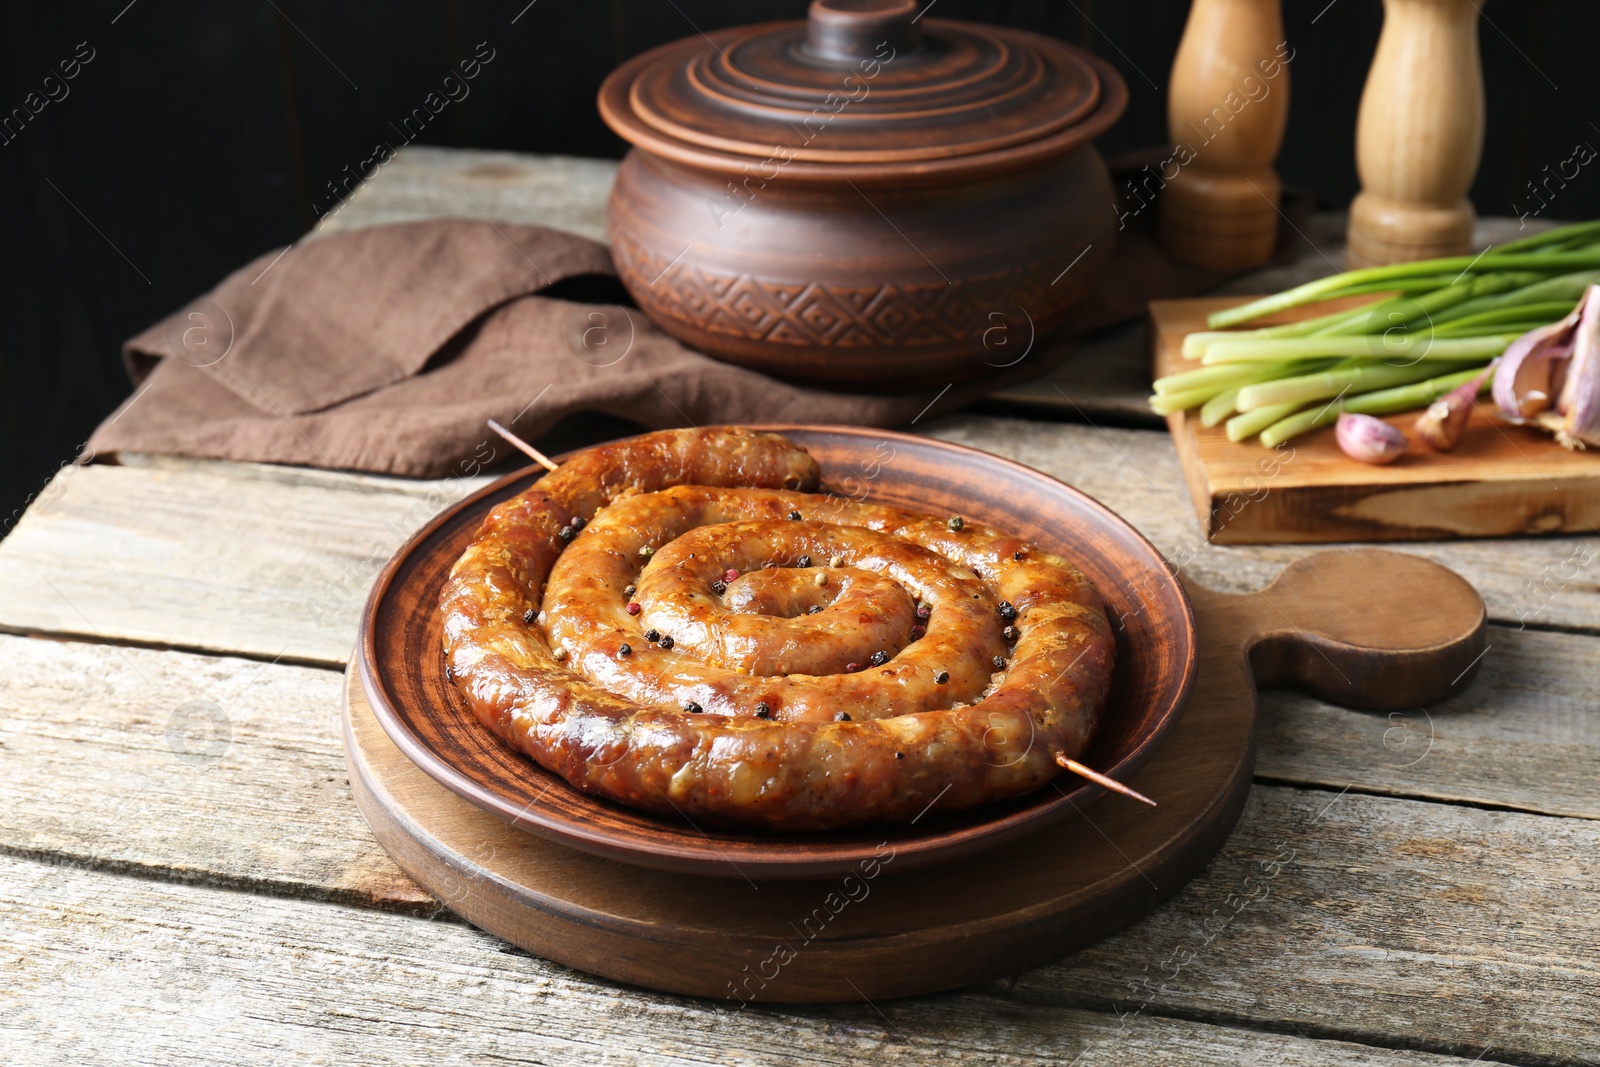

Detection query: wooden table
xmin=2 ymin=147 xmax=1595 ymax=1066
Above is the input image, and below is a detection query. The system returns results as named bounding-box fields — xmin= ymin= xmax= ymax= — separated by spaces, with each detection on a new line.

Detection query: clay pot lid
xmin=597 ymin=0 xmax=1127 ymax=182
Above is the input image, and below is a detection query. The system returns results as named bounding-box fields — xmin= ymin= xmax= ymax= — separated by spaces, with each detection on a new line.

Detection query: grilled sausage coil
xmin=441 ymin=427 xmax=1115 ymax=831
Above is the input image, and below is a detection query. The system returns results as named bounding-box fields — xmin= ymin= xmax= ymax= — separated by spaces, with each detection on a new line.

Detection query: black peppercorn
xmin=894 ymin=751 xmax=905 ymax=760
xmin=992 ymin=655 xmax=1007 ymax=669
xmin=807 ymin=605 xmax=823 ymax=615
xmin=711 ymin=580 xmax=728 ymax=595
xmin=935 ymin=670 xmax=949 ymax=685
xmin=869 ymin=650 xmax=890 ymax=667
xmin=788 ymin=510 xmax=802 ymax=520
xmin=998 ymin=601 xmax=1017 ymax=621
xmin=755 ymin=702 xmax=772 ymax=719
xmin=1003 ymin=625 xmax=1018 ymax=641
xmin=1013 ymin=550 xmax=1024 ymax=561
xmin=619 ymin=643 xmax=632 ymax=657
xmin=645 ymin=629 xmax=661 ymax=643
xmin=683 ymin=701 xmax=702 ymax=714
xmin=624 ymin=584 xmax=636 ymax=598
xmin=522 ymin=608 xmax=536 ymax=624
xmin=659 ymin=635 xmax=675 ymax=650
xmin=797 ymin=555 xmax=812 ymax=567
xmin=834 ymin=712 xmax=851 ymax=722
xmin=445 ymin=665 xmax=454 ymax=682
xmin=571 ymin=516 xmax=586 ymax=530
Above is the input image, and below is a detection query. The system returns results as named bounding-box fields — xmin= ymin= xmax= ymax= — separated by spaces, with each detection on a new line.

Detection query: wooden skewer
xmin=1055 ymin=751 xmax=1157 ymax=807
xmin=487 ymin=419 xmax=559 ymax=472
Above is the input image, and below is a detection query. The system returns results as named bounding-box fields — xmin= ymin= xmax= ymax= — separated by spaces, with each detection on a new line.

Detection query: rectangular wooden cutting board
xmin=1150 ymin=297 xmax=1600 ymax=544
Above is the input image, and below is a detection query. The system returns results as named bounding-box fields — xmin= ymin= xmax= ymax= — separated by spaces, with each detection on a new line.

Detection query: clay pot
xmin=598 ymin=0 xmax=1127 ymax=392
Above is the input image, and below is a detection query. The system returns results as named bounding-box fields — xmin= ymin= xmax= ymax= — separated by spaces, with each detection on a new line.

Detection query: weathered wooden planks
xmin=1257 ymin=623 xmax=1600 ymax=820
xmin=0 ymin=634 xmax=422 ymax=908
xmin=0 ymin=461 xmax=489 ymax=666
xmin=1013 ymin=785 xmax=1600 ymax=1064
xmin=2 ymin=634 xmax=1597 ymax=1059
xmin=3 ymin=625 xmax=1594 ymax=904
xmin=312 ymin=145 xmax=616 ymax=245
xmin=0 ymin=853 xmax=1530 ymax=1067
xmin=2 ymin=420 xmax=1596 ymax=675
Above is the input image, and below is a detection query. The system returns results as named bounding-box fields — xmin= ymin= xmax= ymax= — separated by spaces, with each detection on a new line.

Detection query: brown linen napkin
xmin=90 ymin=178 xmax=1303 ymax=477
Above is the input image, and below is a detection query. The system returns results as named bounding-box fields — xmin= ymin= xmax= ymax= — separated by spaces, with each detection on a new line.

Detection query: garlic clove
xmin=1415 ymin=397 xmax=1470 ymax=451
xmin=1415 ymin=361 xmax=1496 ymax=452
xmin=1492 ymin=304 xmax=1583 ymax=421
xmin=1336 ymin=412 xmax=1407 ymax=464
xmin=1556 ymin=284 xmax=1600 ymax=448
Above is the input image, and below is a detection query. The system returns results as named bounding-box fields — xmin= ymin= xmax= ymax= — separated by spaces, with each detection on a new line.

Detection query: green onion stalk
xmin=1149 ymin=219 xmax=1600 ymax=447
xmin=1257 ymin=366 xmax=1493 ymax=449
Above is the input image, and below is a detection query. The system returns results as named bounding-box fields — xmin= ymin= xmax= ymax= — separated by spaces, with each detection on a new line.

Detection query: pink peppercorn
xmin=723 ymin=568 xmax=740 ymax=582
xmin=626 ymin=602 xmax=641 ymax=616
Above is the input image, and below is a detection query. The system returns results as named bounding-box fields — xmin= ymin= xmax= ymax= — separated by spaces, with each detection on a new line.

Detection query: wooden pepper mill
xmin=1159 ymin=0 xmax=1291 ymax=270
xmin=1347 ymin=0 xmax=1485 ymax=267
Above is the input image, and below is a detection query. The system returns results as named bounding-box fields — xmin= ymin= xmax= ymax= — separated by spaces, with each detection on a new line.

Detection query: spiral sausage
xmin=441 ymin=427 xmax=1115 ymax=831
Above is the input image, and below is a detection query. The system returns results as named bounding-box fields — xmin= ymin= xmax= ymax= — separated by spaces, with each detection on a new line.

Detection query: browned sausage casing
xmin=440 ymin=427 xmax=1115 ymax=831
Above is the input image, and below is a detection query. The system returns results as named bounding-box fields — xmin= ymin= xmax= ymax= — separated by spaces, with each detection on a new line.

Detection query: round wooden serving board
xmin=345 ymin=448 xmax=1486 ymax=1002
xmin=358 ymin=428 xmax=1198 ymax=880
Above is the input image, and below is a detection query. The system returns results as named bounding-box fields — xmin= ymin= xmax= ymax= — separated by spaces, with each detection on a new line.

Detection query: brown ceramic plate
xmin=358 ymin=426 xmax=1195 ymax=880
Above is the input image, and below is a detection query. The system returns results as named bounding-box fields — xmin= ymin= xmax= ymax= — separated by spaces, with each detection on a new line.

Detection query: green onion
xmin=1193 ymin=359 xmax=1341 ymax=424
xmin=1226 ymin=401 xmax=1301 ymax=442
xmin=1200 ymin=334 xmax=1520 ymax=364
xmin=1235 ymin=359 xmax=1479 ymax=411
xmin=1327 ymin=273 xmax=1464 ymax=297
xmin=1148 ymin=385 xmax=1229 ymax=415
xmin=1427 ymin=271 xmax=1600 ymax=327
xmin=1495 ymin=220 xmax=1600 ymax=255
xmin=1200 ymin=386 xmax=1246 ymax=427
xmin=1208 ymin=248 xmax=1600 ymax=328
xmin=1153 ymin=220 xmax=1598 ymax=448
xmin=1431 ymin=303 xmax=1579 ymax=336
xmin=1256 ymin=366 xmax=1494 ymax=448
xmin=1154 ymin=358 xmax=1333 ymax=395
xmin=1152 ymin=362 xmax=1272 ymax=396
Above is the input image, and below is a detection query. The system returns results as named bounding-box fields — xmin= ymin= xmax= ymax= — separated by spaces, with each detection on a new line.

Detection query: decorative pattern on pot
xmin=612 ymin=230 xmax=1109 ymax=350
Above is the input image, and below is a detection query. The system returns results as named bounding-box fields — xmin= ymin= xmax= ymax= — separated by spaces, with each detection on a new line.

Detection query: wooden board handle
xmin=1189 ymin=549 xmax=1487 ymax=710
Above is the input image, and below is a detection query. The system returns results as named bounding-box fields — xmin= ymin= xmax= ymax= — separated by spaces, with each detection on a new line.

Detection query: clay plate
xmin=357 ymin=426 xmax=1195 ymax=879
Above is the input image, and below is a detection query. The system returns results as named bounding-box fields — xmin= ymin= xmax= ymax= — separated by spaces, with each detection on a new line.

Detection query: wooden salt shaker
xmin=1347 ymin=0 xmax=1485 ymax=267
xmin=1159 ymin=0 xmax=1291 ymax=270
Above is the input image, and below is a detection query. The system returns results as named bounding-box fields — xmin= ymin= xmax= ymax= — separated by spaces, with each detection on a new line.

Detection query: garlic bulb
xmin=1498 ymin=284 xmax=1600 ymax=450
xmin=1550 ymin=285 xmax=1600 ymax=448
xmin=1492 ymin=304 xmax=1581 ymax=421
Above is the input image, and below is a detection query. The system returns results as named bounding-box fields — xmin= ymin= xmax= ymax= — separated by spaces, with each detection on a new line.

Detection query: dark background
xmin=1 ymin=0 xmax=1593 ymax=531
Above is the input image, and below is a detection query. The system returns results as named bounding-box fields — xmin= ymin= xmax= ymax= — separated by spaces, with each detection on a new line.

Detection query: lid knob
xmin=805 ymin=0 xmax=921 ymax=62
